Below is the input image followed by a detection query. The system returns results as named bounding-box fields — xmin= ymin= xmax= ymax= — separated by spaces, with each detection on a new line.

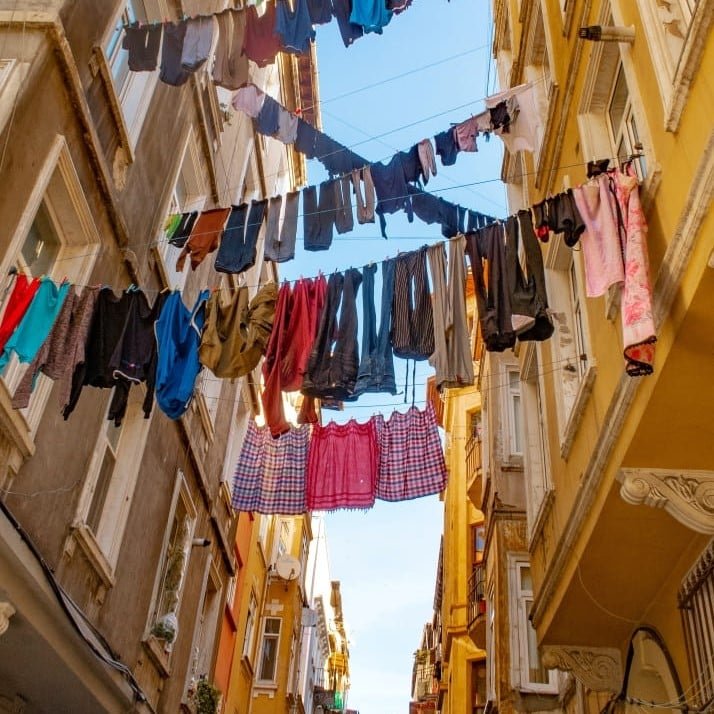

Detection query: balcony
xmin=468 ymin=565 xmax=486 ymax=649
xmin=466 ymin=434 xmax=482 ymax=507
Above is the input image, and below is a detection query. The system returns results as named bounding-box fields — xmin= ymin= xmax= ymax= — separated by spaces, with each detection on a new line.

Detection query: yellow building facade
xmin=485 ymin=0 xmax=714 ymax=712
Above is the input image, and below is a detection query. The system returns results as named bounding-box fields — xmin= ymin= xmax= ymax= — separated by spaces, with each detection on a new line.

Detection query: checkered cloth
xmin=231 ymin=420 xmax=309 ymax=514
xmin=306 ymin=417 xmax=381 ymax=510
xmin=376 ymin=403 xmax=447 ymax=501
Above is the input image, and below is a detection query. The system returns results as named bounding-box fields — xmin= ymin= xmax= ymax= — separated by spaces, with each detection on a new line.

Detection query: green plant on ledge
xmin=195 ymin=678 xmax=221 ymax=714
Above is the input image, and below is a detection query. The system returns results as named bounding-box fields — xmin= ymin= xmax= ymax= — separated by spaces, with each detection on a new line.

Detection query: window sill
xmin=240 ymin=654 xmax=254 ymax=677
xmin=68 ymin=522 xmax=116 ymax=590
xmin=143 ymin=634 xmax=172 ymax=678
xmin=559 ymin=362 xmax=597 ymax=461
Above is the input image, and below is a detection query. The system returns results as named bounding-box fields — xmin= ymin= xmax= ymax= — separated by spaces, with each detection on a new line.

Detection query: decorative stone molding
xmin=618 ymin=468 xmax=714 ymax=534
xmin=0 ymin=601 xmax=16 ymax=637
xmin=541 ymin=645 xmax=622 ymax=693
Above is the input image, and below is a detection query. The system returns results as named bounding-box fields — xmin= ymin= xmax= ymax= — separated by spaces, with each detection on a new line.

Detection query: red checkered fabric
xmin=231 ymin=420 xmax=309 ymax=514
xmin=306 ymin=417 xmax=381 ymax=510
xmin=376 ymin=403 xmax=447 ymax=501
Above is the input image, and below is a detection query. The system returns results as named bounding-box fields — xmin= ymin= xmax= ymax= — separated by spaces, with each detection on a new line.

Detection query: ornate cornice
xmin=618 ymin=468 xmax=714 ymax=534
xmin=0 ymin=601 xmax=16 ymax=637
xmin=541 ymin=645 xmax=622 ymax=692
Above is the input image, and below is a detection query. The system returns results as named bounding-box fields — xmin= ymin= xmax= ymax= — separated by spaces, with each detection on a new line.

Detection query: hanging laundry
xmin=334 ymin=176 xmax=354 ymax=235
xmin=277 ymin=107 xmax=299 ymax=144
xmin=372 ymin=154 xmax=413 ymax=238
xmin=0 ymin=274 xmax=40 ymax=353
xmin=540 ymin=190 xmax=585 ymax=246
xmin=307 ymin=0 xmax=333 ymax=24
xmin=466 ymin=223 xmax=517 ymax=352
xmin=417 ymin=139 xmax=437 ymax=184
xmin=160 ymin=21 xmax=191 ymax=86
xmin=350 ymin=0 xmax=393 ymax=33
xmin=243 ymin=3 xmax=281 ymax=68
xmin=168 ymin=211 xmax=198 ymax=248
xmin=388 ymin=0 xmax=413 ymax=12
xmin=264 ymin=191 xmax=299 ymax=263
xmin=181 ymin=15 xmax=215 ymax=72
xmin=213 ymin=9 xmax=250 ymax=90
xmin=107 ymin=289 xmax=170 ymax=425
xmin=439 ymin=199 xmax=467 ymax=238
xmin=409 ymin=186 xmax=441 ymax=226
xmin=485 ymin=82 xmax=543 ymax=154
xmin=275 ymin=0 xmax=316 ymax=54
xmin=164 ymin=213 xmax=183 ymax=240
xmin=231 ymin=420 xmax=310 ymax=514
xmin=306 ymin=416 xmax=381 ymax=510
xmin=391 ymin=247 xmax=434 ymax=360
xmin=199 ymin=282 xmax=277 ymax=379
xmin=303 ymin=181 xmax=336 ymax=251
xmin=467 ymin=209 xmax=491 ymax=233
xmin=488 ymin=101 xmax=511 ymax=132
xmin=294 ymin=117 xmax=319 ymax=158
xmin=261 ymin=281 xmax=293 ymax=435
xmin=314 ymin=133 xmax=356 ymax=177
xmin=376 ymin=404 xmax=447 ymax=501
xmin=332 ymin=0 xmax=364 ymax=47
xmin=574 ymin=168 xmax=656 ymax=375
xmin=302 ymin=269 xmax=362 ymax=400
xmin=434 ymin=128 xmax=459 ymax=167
xmin=254 ymin=95 xmax=282 ymax=136
xmin=0 ymin=277 xmax=69 ymax=373
xmin=215 ymin=200 xmax=267 ymax=274
xmin=353 ymin=260 xmax=397 ymax=396
xmin=154 ymin=290 xmax=209 ymax=420
xmin=399 ymin=145 xmax=423 ymax=184
xmin=428 ymin=237 xmax=474 ymax=389
xmin=351 ymin=166 xmax=376 ymax=224
xmin=453 ymin=114 xmax=486 ymax=152
xmin=505 ymin=210 xmax=554 ymax=342
xmin=12 ymin=286 xmax=99 ymax=411
xmin=232 ymin=84 xmax=266 ymax=118
xmin=263 ymin=195 xmax=282 ymax=260
xmin=122 ymin=23 xmax=162 ymax=72
xmin=62 ymin=287 xmax=132 ymax=420
xmin=175 ymin=207 xmax=231 ymax=272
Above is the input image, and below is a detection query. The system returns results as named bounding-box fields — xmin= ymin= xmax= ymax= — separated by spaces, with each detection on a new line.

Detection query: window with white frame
xmin=509 ymin=557 xmax=557 ymax=692
xmin=545 ymin=236 xmax=594 ymax=449
xmin=520 ymin=345 xmax=552 ymax=539
xmin=506 ymin=368 xmax=523 ymax=458
xmin=577 ymin=8 xmax=651 ymax=181
xmin=221 ymin=387 xmax=251 ymax=497
xmin=155 ymin=134 xmax=208 ymax=291
xmin=300 ymin=530 xmax=309 ymax=585
xmin=257 ymin=514 xmax=270 ymax=554
xmin=486 ymin=581 xmax=496 ymax=703
xmin=72 ymin=389 xmax=151 ymax=578
xmin=286 ymin=628 xmax=299 ymax=695
xmin=149 ymin=477 xmax=197 ymax=647
xmin=0 ymin=139 xmax=101 ymax=432
xmin=275 ymin=519 xmax=291 ymax=562
xmin=242 ymin=591 xmax=258 ymax=661
xmin=103 ymin=0 xmax=159 ymax=148
xmin=257 ymin=617 xmax=282 ymax=683
xmin=188 ymin=563 xmax=222 ymax=689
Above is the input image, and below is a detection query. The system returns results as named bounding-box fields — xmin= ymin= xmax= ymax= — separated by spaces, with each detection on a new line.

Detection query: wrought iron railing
xmin=468 ymin=565 xmax=486 ymax=628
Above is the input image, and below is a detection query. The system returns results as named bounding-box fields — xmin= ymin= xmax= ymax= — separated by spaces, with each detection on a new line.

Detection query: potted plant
xmin=195 ymin=678 xmax=221 ymax=714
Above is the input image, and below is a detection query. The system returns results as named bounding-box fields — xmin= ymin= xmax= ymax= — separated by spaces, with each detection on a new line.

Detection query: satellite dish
xmin=274 ymin=554 xmax=301 ymax=581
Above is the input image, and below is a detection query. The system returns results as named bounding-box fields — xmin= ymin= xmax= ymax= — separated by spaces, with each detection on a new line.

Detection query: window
xmin=577 ymin=6 xmax=651 ymax=179
xmin=103 ymin=0 xmax=158 ymax=148
xmin=300 ymin=530 xmax=309 ymax=583
xmin=221 ymin=389 xmax=251 ymax=496
xmin=509 ymin=557 xmax=557 ymax=693
xmin=155 ymin=131 xmax=208 ymax=291
xmin=0 ymin=138 xmax=101 ymax=433
xmin=287 ymin=629 xmax=299 ymax=695
xmin=275 ymin=519 xmax=291 ymax=562
xmin=187 ymin=564 xmax=222 ymax=693
xmin=679 ymin=539 xmax=714 ymax=710
xmin=486 ymin=581 xmax=496 ymax=703
xmin=73 ymin=390 xmax=151 ymax=578
xmin=243 ymin=591 xmax=258 ymax=661
xmin=257 ymin=514 xmax=269 ymax=554
xmin=472 ymin=525 xmax=486 ymax=564
xmin=521 ymin=345 xmax=552 ymax=539
xmin=506 ymin=368 xmax=523 ymax=457
xmin=257 ymin=617 xmax=282 ymax=683
xmin=545 ymin=237 xmax=595 ymax=456
xmin=150 ymin=479 xmax=197 ymax=647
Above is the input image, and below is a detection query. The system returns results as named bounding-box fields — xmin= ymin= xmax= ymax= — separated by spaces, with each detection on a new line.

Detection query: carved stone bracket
xmin=0 ymin=601 xmax=16 ymax=637
xmin=618 ymin=468 xmax=714 ymax=534
xmin=541 ymin=645 xmax=622 ymax=692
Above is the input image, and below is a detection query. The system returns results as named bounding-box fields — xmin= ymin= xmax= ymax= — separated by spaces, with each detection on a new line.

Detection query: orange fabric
xmin=176 ymin=207 xmax=231 ymax=272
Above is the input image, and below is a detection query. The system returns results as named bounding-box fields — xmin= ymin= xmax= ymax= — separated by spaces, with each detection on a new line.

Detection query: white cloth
xmin=485 ymin=82 xmax=544 ymax=154
xmin=232 ymin=84 xmax=266 ymax=117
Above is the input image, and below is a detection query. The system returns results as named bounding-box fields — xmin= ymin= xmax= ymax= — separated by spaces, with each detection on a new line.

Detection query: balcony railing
xmin=466 ymin=434 xmax=481 ymax=481
xmin=468 ymin=566 xmax=486 ymax=629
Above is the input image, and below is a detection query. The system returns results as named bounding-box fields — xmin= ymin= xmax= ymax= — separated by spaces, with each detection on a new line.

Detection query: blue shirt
xmin=350 ymin=0 xmax=393 ymax=33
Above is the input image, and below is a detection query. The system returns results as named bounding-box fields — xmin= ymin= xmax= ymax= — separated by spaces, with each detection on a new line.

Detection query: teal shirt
xmin=0 ymin=278 xmax=70 ymax=372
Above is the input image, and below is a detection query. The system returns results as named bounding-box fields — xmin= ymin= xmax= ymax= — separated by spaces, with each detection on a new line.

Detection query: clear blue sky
xmin=279 ymin=3 xmax=505 ymax=711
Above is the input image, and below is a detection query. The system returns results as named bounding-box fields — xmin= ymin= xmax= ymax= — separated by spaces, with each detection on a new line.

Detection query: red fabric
xmin=0 ymin=275 xmax=40 ymax=352
xmin=306 ymin=417 xmax=381 ymax=510
xmin=243 ymin=3 xmax=281 ymax=68
xmin=297 ymin=395 xmax=318 ymax=425
xmin=283 ymin=275 xmax=326 ymax=390
xmin=261 ymin=282 xmax=293 ymax=436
